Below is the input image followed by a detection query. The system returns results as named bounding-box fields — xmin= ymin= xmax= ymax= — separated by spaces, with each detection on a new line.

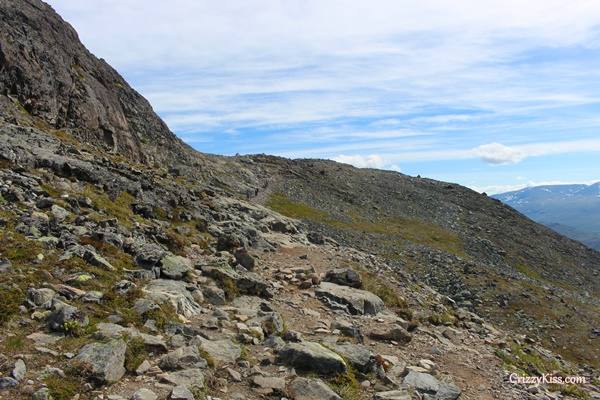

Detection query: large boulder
xmin=277 ymin=342 xmax=347 ymax=375
xmin=158 ymin=368 xmax=205 ymax=390
xmin=74 ymin=340 xmax=126 ymax=385
xmin=368 ymin=324 xmax=412 ymax=344
xmin=402 ymin=371 xmax=461 ymax=400
xmin=143 ymin=279 xmax=202 ymax=317
xmin=288 ymin=378 xmax=342 ymax=400
xmin=315 ymin=282 xmax=384 ymax=315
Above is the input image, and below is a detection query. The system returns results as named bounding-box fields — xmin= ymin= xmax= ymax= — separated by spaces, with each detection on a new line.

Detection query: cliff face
xmin=0 ymin=0 xmax=188 ymax=164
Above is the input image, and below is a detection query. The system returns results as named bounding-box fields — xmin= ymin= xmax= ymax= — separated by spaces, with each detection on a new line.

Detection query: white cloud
xmin=332 ymin=154 xmax=385 ymax=169
xmin=474 ymin=142 xmax=526 ymax=164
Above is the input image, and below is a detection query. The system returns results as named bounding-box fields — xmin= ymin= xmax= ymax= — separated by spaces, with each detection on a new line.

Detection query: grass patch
xmin=44 ymin=374 xmax=82 ymax=400
xmin=514 ymin=264 xmax=544 ymax=281
xmin=266 ymin=193 xmax=330 ymax=220
xmin=198 ymin=348 xmax=216 ymax=369
xmin=80 ymin=185 xmax=137 ymax=227
xmin=124 ymin=336 xmax=148 ymax=372
xmin=358 ymin=267 xmax=407 ymax=309
xmin=495 ymin=341 xmax=561 ymax=374
xmin=0 ymin=287 xmax=24 ymax=326
xmin=328 ymin=366 xmax=362 ymax=400
xmin=2 ymin=335 xmax=25 ymax=351
xmin=266 ymin=193 xmax=465 ymax=257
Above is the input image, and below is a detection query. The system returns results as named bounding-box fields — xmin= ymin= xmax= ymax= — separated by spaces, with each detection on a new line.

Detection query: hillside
xmin=494 ymin=184 xmax=600 ymax=250
xmin=0 ymin=1 xmax=599 ymax=400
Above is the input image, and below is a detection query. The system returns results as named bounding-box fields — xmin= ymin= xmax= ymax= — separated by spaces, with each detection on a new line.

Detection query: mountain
xmin=0 ymin=1 xmax=598 ymax=399
xmin=494 ymin=183 xmax=600 ymax=250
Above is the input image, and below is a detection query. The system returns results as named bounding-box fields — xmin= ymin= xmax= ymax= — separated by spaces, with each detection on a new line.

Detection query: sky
xmin=46 ymin=0 xmax=600 ymax=194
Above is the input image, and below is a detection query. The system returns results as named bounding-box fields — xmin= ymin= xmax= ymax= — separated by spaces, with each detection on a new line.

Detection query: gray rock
xmin=74 ymin=339 xmax=126 ymax=385
xmin=402 ymin=371 xmax=439 ymax=394
xmin=368 ymin=325 xmax=412 ymax=344
xmin=50 ymin=204 xmax=69 ymax=222
xmin=32 ymin=387 xmax=52 ymax=400
xmin=202 ymin=285 xmax=227 ymax=305
xmin=331 ymin=319 xmax=363 ymax=341
xmin=12 ymin=359 xmax=26 ymax=381
xmin=170 ymin=385 xmax=195 ymax=400
xmin=315 ymin=282 xmax=384 ymax=315
xmin=159 ymin=368 xmax=205 ymax=390
xmin=288 ymin=377 xmax=342 ymax=400
xmin=277 ymin=342 xmax=347 ymax=375
xmin=435 ymin=382 xmax=462 ymax=400
xmin=234 ymin=248 xmax=255 ymax=271
xmin=133 ymin=242 xmax=168 ymax=269
xmin=82 ymin=248 xmax=114 ymax=270
xmin=131 ymin=389 xmax=157 ymax=400
xmin=324 ymin=268 xmax=362 ymax=288
xmin=143 ymin=279 xmax=202 ymax=318
xmin=193 ymin=337 xmax=241 ymax=365
xmin=201 ymin=264 xmax=273 ymax=299
xmin=0 ymin=376 xmax=18 ymax=389
xmin=26 ymin=288 xmax=55 ymax=309
xmin=252 ymin=375 xmax=286 ymax=391
xmin=47 ymin=303 xmax=89 ymax=332
xmin=161 ymin=255 xmax=193 ymax=280
xmin=160 ymin=346 xmax=208 ymax=370
xmin=373 ymin=390 xmax=411 ymax=400
xmin=264 ymin=335 xmax=286 ymax=350
xmin=329 ymin=343 xmax=375 ymax=373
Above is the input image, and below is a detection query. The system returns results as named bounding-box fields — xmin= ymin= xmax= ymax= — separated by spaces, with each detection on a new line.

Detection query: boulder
xmin=402 ymin=371 xmax=460 ymax=399
xmin=201 ymin=264 xmax=272 ymax=299
xmin=288 ymin=377 xmax=341 ymax=400
xmin=368 ymin=324 xmax=412 ymax=344
xmin=324 ymin=268 xmax=362 ymax=288
xmin=161 ymin=255 xmax=193 ymax=280
xmin=47 ymin=303 xmax=89 ymax=332
xmin=12 ymin=359 xmax=26 ymax=381
xmin=193 ymin=337 xmax=241 ymax=365
xmin=315 ymin=282 xmax=384 ymax=315
xmin=74 ymin=339 xmax=126 ymax=385
xmin=234 ymin=248 xmax=256 ymax=271
xmin=329 ymin=343 xmax=375 ymax=373
xmin=26 ymin=288 xmax=55 ymax=309
xmin=143 ymin=279 xmax=202 ymax=317
xmin=159 ymin=368 xmax=205 ymax=390
xmin=373 ymin=390 xmax=411 ymax=400
xmin=0 ymin=377 xmax=18 ymax=389
xmin=277 ymin=342 xmax=347 ymax=375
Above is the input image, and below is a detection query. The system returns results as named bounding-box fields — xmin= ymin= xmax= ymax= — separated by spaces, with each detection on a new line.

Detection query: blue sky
xmin=47 ymin=0 xmax=600 ymax=193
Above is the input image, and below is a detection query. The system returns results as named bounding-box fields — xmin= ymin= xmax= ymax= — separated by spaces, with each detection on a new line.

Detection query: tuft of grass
xmin=220 ymin=277 xmax=240 ymax=301
xmin=495 ymin=341 xmax=561 ymax=374
xmin=514 ymin=264 xmax=543 ymax=280
xmin=549 ymin=384 xmax=590 ymax=399
xmin=198 ymin=348 xmax=216 ymax=369
xmin=80 ymin=185 xmax=137 ymax=226
xmin=358 ymin=268 xmax=407 ymax=309
xmin=0 ymin=288 xmax=24 ymax=326
xmin=44 ymin=374 xmax=83 ymax=400
xmin=3 ymin=335 xmax=25 ymax=351
xmin=124 ymin=336 xmax=148 ymax=372
xmin=328 ymin=366 xmax=362 ymax=400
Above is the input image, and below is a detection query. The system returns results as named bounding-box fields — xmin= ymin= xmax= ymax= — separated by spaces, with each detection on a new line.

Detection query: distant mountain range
xmin=493 ymin=183 xmax=600 ymax=250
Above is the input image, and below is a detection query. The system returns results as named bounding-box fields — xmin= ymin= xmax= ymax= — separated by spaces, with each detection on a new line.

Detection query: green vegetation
xmin=328 ymin=366 xmax=362 ymax=400
xmin=266 ymin=193 xmax=330 ymax=220
xmin=2 ymin=335 xmax=25 ymax=351
xmin=124 ymin=336 xmax=148 ymax=372
xmin=0 ymin=287 xmax=24 ymax=326
xmin=266 ymin=193 xmax=465 ymax=257
xmin=198 ymin=348 xmax=216 ymax=368
xmin=495 ymin=341 xmax=561 ymax=374
xmin=44 ymin=374 xmax=82 ymax=400
xmin=358 ymin=267 xmax=408 ymax=309
xmin=514 ymin=264 xmax=543 ymax=280
xmin=80 ymin=185 xmax=137 ymax=226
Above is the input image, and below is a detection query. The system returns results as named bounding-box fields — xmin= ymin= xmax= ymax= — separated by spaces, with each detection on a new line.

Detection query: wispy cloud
xmin=46 ymin=0 xmax=600 ymax=189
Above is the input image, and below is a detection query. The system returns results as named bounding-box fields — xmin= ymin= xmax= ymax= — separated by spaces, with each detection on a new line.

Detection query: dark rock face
xmin=0 ymin=0 xmax=188 ymax=164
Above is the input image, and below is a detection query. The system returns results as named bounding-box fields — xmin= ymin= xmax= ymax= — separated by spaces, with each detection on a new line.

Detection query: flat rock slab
xmin=288 ymin=377 xmax=342 ymax=400
xmin=329 ymin=343 xmax=375 ymax=373
xmin=277 ymin=342 xmax=347 ymax=375
xmin=315 ymin=282 xmax=385 ymax=315
xmin=75 ymin=339 xmax=126 ymax=385
xmin=402 ymin=371 xmax=461 ymax=400
xmin=159 ymin=368 xmax=205 ymax=390
xmin=160 ymin=255 xmax=193 ymax=280
xmin=373 ymin=390 xmax=411 ymax=400
xmin=193 ymin=337 xmax=241 ymax=365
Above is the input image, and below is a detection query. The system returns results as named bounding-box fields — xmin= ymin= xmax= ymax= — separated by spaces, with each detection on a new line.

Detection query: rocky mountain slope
xmin=0 ymin=1 xmax=599 ymax=400
xmin=493 ymin=184 xmax=600 ymax=250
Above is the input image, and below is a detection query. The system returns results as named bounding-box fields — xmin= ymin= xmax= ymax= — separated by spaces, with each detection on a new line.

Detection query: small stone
xmin=12 ymin=359 xmax=26 ymax=381
xmin=170 ymin=386 xmax=195 ymax=400
xmin=131 ymin=388 xmax=157 ymax=400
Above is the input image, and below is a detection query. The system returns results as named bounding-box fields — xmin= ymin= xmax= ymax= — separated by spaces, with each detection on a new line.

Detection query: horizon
xmin=46 ymin=0 xmax=600 ymax=194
